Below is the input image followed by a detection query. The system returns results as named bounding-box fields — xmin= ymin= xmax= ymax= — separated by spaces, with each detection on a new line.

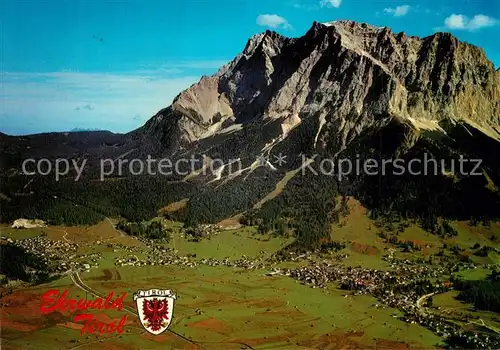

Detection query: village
xmin=1 ymin=225 xmax=499 ymax=349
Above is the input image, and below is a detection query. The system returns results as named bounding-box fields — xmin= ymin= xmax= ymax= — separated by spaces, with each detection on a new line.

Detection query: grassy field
xmin=453 ymin=268 xmax=494 ymax=281
xmin=2 ymin=207 xmax=500 ymax=349
xmin=2 ymin=263 xmax=443 ymax=350
xmin=0 ymin=225 xmax=46 ymax=240
xmin=168 ymin=227 xmax=293 ymax=261
xmin=99 ymin=264 xmax=443 ymax=348
xmin=0 ymin=220 xmax=141 ymax=246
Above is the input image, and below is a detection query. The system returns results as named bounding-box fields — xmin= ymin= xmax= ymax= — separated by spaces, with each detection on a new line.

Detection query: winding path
xmin=416 ymin=292 xmax=437 ymax=310
xmin=48 ymin=226 xmax=70 ymax=242
xmin=105 ymin=217 xmax=126 ymax=237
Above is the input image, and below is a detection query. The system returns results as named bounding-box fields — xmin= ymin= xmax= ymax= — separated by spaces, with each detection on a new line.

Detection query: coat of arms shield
xmin=133 ymin=289 xmax=176 ymax=335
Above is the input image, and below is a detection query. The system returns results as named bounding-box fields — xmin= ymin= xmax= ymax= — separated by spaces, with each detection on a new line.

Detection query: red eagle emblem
xmin=134 ymin=289 xmax=176 ymax=335
xmin=142 ymin=298 xmax=169 ymax=331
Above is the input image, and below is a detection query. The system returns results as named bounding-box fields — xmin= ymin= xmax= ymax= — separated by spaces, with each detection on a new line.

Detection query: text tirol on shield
xmin=133 ymin=289 xmax=177 ymax=335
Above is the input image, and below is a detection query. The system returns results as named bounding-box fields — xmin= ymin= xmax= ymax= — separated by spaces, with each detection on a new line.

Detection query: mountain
xmin=1 ymin=20 xmax=499 ymax=247
xmin=69 ymin=128 xmax=105 ymax=132
xmin=135 ymin=20 xmax=499 ymax=155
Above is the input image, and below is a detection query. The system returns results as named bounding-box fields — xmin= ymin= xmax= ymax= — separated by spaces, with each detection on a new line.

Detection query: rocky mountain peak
xmin=242 ymin=30 xmax=288 ymax=57
xmin=139 ymin=20 xmax=500 ymax=153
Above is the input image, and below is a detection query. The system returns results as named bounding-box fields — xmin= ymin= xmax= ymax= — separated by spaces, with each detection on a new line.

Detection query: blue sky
xmin=1 ymin=0 xmax=499 ymax=135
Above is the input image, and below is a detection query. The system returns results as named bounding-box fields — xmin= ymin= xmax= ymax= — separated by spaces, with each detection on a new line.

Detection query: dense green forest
xmin=0 ymin=175 xmax=195 ymax=225
xmin=0 ymin=243 xmax=50 ymax=283
xmin=453 ymin=271 xmax=500 ymax=313
xmin=241 ymin=169 xmax=347 ymax=251
xmin=1 ymin=117 xmax=498 ymax=252
xmin=183 ymin=169 xmax=281 ymax=226
xmin=116 ymin=221 xmax=171 ymax=241
xmin=339 ymin=118 xmax=500 ymax=224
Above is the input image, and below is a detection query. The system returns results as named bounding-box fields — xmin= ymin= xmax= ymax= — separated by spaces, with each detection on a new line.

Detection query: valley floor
xmin=1 ymin=207 xmax=499 ymax=349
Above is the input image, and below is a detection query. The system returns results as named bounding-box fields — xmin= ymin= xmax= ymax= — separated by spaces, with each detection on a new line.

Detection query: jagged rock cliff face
xmin=138 ymin=20 xmax=500 ymax=155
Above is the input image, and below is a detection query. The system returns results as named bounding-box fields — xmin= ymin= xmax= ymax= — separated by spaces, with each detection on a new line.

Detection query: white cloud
xmin=444 ymin=14 xmax=497 ymax=31
xmin=0 ymin=71 xmax=200 ymax=135
xmin=467 ymin=14 xmax=498 ymax=30
xmin=444 ymin=14 xmax=468 ymax=29
xmin=384 ymin=5 xmax=410 ymax=17
xmin=320 ymin=0 xmax=342 ymax=8
xmin=256 ymin=14 xmax=292 ymax=30
xmin=0 ymin=60 xmax=232 ymax=135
